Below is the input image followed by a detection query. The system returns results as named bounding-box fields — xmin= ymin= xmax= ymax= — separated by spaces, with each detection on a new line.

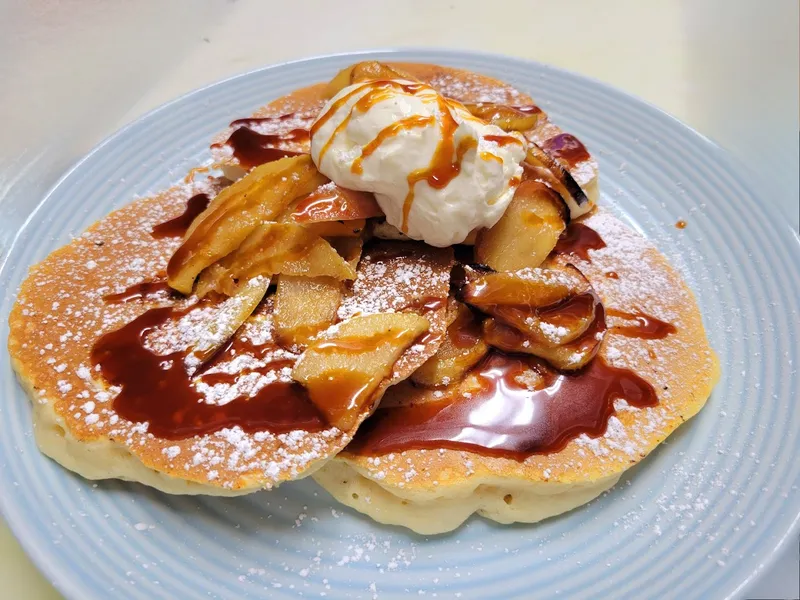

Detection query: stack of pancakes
xmin=7 ymin=63 xmax=718 ymax=533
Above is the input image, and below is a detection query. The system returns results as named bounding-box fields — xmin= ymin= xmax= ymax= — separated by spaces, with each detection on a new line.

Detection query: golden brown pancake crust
xmin=8 ymin=63 xmax=717 ymax=502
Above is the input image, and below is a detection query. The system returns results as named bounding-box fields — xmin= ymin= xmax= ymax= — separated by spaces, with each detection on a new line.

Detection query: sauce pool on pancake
xmin=150 ymin=193 xmax=211 ymax=239
xmin=90 ymin=306 xmax=327 ymax=439
xmin=554 ymin=222 xmax=606 ymax=261
xmin=346 ymin=352 xmax=659 ymax=459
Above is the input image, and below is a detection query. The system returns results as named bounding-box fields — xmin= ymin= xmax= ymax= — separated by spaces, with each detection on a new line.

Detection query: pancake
xmin=8 ymin=62 xmax=718 ymax=519
xmin=314 ymin=208 xmax=719 ymax=533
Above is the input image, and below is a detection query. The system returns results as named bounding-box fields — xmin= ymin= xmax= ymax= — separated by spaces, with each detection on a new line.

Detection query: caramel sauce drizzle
xmin=347 ymin=351 xmax=658 ymax=458
xmin=606 ymin=308 xmax=677 ymax=340
xmin=675 ymin=220 xmax=687 ymax=229
xmin=91 ymin=306 xmax=325 ymax=439
xmin=351 ymin=115 xmax=436 ymax=175
xmin=542 ymin=133 xmax=590 ymax=168
xmin=448 ymin=307 xmax=483 ymax=349
xmin=554 ymin=222 xmax=607 ymax=261
xmin=291 ymin=184 xmax=383 ymax=223
xmin=484 ymin=134 xmax=522 ymax=147
xmin=402 ymin=97 xmax=469 ymax=232
xmin=150 ymin=194 xmax=211 ymax=239
xmin=312 ymin=80 xmax=428 ymax=165
xmin=103 ymin=280 xmax=174 ymax=304
xmin=214 ymin=127 xmax=305 ymax=169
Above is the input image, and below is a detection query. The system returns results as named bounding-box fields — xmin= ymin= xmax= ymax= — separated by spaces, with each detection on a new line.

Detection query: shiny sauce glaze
xmin=447 ymin=306 xmax=483 ymax=349
xmin=291 ymin=184 xmax=383 ymax=222
xmin=346 ymin=351 xmax=658 ymax=458
xmin=554 ymin=222 xmax=607 ymax=261
xmin=103 ymin=280 xmax=175 ymax=304
xmin=91 ymin=306 xmax=326 ymax=439
xmin=214 ymin=127 xmax=306 ymax=169
xmin=606 ymin=308 xmax=677 ymax=340
xmin=150 ymin=194 xmax=211 ymax=239
xmin=542 ymin=133 xmax=590 ymax=168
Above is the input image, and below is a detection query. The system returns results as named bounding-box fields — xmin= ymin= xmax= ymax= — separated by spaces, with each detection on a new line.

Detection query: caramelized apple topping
xmin=463 ymin=264 xmax=607 ymax=370
xmin=274 ymin=275 xmax=344 ymax=350
xmin=523 ymin=142 xmax=589 ymax=219
xmin=483 ymin=301 xmax=605 ymax=371
xmin=186 ymin=276 xmax=270 ymax=371
xmin=464 ymin=103 xmax=540 ymax=132
xmin=475 ymin=180 xmax=567 ymax=271
xmin=196 ymin=223 xmax=356 ymax=296
xmin=287 ymin=183 xmax=383 ymax=223
xmin=167 ymin=155 xmax=327 ymax=294
xmin=292 ymin=312 xmax=429 ymax=430
xmin=411 ymin=301 xmax=489 ymax=387
xmin=325 ymin=61 xmax=420 ymax=98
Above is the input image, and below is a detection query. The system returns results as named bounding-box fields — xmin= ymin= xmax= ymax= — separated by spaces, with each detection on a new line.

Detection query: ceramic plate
xmin=1 ymin=49 xmax=798 ymax=600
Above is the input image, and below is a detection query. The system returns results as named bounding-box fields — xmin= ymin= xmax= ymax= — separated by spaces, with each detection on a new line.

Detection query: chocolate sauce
xmin=150 ymin=194 xmax=211 ymax=239
xmin=103 ymin=280 xmax=175 ymax=304
xmin=347 ymin=352 xmax=658 ymax=458
xmin=91 ymin=306 xmax=326 ymax=439
xmin=214 ymin=127 xmax=306 ymax=169
xmin=607 ymin=308 xmax=677 ymax=340
xmin=542 ymin=133 xmax=590 ymax=168
xmin=554 ymin=223 xmax=606 ymax=261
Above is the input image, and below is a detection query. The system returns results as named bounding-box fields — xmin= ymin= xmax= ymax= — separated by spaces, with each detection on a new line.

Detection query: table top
xmin=1 ymin=0 xmax=797 ymax=598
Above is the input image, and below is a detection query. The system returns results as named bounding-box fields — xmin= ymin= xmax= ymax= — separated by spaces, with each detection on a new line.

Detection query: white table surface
xmin=1 ymin=0 xmax=797 ymax=598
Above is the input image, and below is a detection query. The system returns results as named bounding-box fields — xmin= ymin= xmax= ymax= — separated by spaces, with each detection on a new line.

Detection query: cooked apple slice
xmin=288 ymin=183 xmax=383 ymax=223
xmin=461 ymin=264 xmax=595 ymax=347
xmin=301 ymin=219 xmax=367 ymax=238
xmin=411 ymin=302 xmax=488 ymax=387
xmin=185 ymin=276 xmax=270 ymax=371
xmin=325 ymin=62 xmax=420 ymax=98
xmin=483 ymin=313 xmax=605 ymax=371
xmin=293 ymin=312 xmax=429 ymax=430
xmin=475 ymin=180 xmax=566 ymax=271
xmin=202 ymin=223 xmax=357 ymax=294
xmin=325 ymin=65 xmax=357 ymax=99
xmin=523 ymin=142 xmax=591 ymax=220
xmin=461 ymin=265 xmax=587 ymax=310
xmin=274 ymin=275 xmax=343 ymax=350
xmin=194 ymin=263 xmax=228 ymax=298
xmin=327 ymin=236 xmax=364 ymax=270
xmin=167 ymin=155 xmax=327 ymax=294
xmin=464 ymin=103 xmax=540 ymax=132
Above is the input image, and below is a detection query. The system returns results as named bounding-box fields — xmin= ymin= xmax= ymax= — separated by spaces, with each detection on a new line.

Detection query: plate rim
xmin=1 ymin=47 xmax=798 ymax=600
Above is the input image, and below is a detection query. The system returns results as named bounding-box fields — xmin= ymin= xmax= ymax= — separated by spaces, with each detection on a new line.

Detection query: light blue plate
xmin=1 ymin=49 xmax=798 ymax=600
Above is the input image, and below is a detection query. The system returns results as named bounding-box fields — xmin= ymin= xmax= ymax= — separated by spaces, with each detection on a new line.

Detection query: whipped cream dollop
xmin=309 ymin=80 xmax=526 ymax=247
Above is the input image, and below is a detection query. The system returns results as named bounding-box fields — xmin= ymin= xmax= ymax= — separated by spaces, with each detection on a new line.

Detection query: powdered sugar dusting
xmin=8 ymin=182 xmax=349 ymax=490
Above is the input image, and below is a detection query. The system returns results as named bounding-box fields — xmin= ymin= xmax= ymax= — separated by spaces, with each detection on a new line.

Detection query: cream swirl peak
xmin=310 ymin=80 xmax=526 ymax=247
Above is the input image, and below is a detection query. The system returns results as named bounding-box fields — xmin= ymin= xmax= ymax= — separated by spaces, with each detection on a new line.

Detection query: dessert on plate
xmin=8 ymin=61 xmax=719 ymax=532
